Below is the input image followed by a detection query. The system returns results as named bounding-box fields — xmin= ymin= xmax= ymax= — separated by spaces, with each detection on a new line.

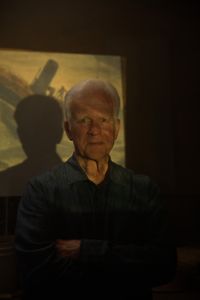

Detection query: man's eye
xmin=101 ymin=118 xmax=107 ymax=122
xmin=101 ymin=117 xmax=111 ymax=123
xmin=78 ymin=117 xmax=91 ymax=124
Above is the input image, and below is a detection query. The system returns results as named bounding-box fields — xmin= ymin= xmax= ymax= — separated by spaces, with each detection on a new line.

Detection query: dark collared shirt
xmin=15 ymin=156 xmax=176 ymax=299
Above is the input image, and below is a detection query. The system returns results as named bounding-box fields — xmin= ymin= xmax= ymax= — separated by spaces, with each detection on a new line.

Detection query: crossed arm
xmin=15 ymin=179 xmax=177 ymax=294
xmin=55 ymin=239 xmax=81 ymax=259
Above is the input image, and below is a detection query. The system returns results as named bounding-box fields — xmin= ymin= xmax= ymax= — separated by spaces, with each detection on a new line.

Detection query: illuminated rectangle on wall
xmin=0 ymin=49 xmax=126 ymax=196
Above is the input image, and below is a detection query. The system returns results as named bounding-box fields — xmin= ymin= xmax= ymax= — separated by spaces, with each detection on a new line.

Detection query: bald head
xmin=64 ymin=79 xmax=120 ymax=121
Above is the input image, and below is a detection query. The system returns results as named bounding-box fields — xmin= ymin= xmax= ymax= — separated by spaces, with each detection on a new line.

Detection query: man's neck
xmin=75 ymin=153 xmax=109 ymax=184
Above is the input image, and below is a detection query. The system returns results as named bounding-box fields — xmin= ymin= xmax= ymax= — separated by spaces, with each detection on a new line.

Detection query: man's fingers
xmin=55 ymin=239 xmax=80 ymax=258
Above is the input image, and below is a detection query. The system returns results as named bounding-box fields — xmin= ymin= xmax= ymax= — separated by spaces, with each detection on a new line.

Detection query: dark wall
xmin=0 ymin=0 xmax=199 ymax=244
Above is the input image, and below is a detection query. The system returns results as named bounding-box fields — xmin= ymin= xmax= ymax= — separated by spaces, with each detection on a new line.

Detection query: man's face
xmin=64 ymin=92 xmax=120 ymax=161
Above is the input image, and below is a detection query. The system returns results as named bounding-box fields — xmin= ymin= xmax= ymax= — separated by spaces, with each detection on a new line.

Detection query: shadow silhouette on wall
xmin=0 ymin=94 xmax=64 ymax=196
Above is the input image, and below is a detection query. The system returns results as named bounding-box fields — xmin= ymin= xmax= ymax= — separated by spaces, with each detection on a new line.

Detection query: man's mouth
xmin=88 ymin=142 xmax=104 ymax=145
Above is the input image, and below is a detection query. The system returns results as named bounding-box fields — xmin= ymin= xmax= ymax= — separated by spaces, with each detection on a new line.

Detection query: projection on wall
xmin=0 ymin=49 xmax=126 ymax=196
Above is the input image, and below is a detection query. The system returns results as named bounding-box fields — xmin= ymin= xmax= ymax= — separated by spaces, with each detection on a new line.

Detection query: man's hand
xmin=55 ymin=239 xmax=81 ymax=259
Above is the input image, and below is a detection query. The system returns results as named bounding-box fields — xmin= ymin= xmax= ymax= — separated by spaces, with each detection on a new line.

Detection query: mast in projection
xmin=30 ymin=59 xmax=58 ymax=95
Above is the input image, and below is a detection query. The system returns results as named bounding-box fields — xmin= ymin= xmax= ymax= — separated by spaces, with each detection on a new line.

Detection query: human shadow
xmin=0 ymin=94 xmax=64 ymax=196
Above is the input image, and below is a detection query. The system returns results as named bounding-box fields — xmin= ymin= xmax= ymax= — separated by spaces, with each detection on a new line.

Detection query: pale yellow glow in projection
xmin=0 ymin=49 xmax=126 ymax=196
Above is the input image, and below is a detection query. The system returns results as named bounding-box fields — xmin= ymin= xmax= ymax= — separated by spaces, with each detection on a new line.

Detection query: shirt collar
xmin=64 ymin=154 xmax=123 ymax=186
xmin=64 ymin=154 xmax=88 ymax=184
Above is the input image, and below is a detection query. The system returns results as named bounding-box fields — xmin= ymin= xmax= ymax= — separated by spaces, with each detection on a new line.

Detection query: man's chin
xmin=75 ymin=145 xmax=112 ymax=162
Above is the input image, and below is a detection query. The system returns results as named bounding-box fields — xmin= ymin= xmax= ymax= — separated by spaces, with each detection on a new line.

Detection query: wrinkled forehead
xmin=70 ymin=89 xmax=115 ymax=116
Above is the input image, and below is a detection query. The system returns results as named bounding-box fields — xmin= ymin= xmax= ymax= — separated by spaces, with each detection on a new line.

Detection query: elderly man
xmin=15 ymin=79 xmax=176 ymax=299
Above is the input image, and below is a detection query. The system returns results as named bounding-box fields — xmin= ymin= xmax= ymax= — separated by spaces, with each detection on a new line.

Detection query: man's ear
xmin=114 ymin=118 xmax=120 ymax=140
xmin=64 ymin=121 xmax=73 ymax=141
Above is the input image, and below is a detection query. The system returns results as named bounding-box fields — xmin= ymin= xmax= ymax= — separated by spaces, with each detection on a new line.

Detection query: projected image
xmin=0 ymin=49 xmax=125 ymax=196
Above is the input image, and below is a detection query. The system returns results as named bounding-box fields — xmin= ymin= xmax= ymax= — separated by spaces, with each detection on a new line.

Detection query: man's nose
xmin=88 ymin=120 xmax=101 ymax=135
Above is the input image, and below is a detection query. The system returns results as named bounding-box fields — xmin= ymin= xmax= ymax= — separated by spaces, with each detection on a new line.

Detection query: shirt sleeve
xmin=15 ymin=178 xmax=83 ymax=295
xmin=79 ymin=178 xmax=177 ymax=288
xmin=15 ymin=174 xmax=177 ymax=295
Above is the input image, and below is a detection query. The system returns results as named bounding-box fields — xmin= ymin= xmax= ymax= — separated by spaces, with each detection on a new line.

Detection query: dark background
xmin=0 ymin=0 xmax=200 ymax=298
xmin=0 ymin=0 xmax=199 ymax=245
